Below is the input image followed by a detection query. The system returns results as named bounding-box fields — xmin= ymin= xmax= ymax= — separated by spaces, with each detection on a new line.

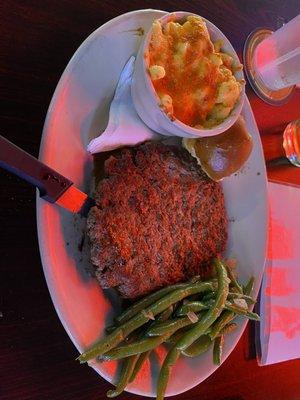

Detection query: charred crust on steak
xmin=87 ymin=142 xmax=227 ymax=299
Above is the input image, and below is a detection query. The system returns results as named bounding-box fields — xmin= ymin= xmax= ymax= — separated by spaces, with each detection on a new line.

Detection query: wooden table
xmin=1 ymin=1 xmax=300 ymax=399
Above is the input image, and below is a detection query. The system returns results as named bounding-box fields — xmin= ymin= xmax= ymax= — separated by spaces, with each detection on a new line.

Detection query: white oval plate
xmin=37 ymin=9 xmax=268 ymax=398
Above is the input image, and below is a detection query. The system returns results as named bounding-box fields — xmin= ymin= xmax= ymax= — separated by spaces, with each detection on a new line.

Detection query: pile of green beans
xmin=77 ymin=259 xmax=259 ymax=399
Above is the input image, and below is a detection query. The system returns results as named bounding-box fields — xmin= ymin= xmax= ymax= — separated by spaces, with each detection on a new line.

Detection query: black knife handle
xmin=0 ymin=135 xmax=73 ymax=202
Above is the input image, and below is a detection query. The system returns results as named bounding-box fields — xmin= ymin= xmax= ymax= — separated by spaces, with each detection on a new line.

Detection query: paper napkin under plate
xmin=258 ymin=182 xmax=300 ymax=365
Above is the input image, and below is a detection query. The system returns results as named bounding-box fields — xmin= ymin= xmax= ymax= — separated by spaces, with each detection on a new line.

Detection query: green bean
xmin=204 ymin=299 xmax=260 ymax=321
xmin=102 ymin=312 xmax=201 ymax=361
xmin=178 ymin=293 xmax=254 ymax=318
xmin=100 ymin=335 xmax=171 ymax=361
xmin=225 ymin=303 xmax=260 ymax=321
xmin=175 ymin=259 xmax=229 ymax=351
xmin=155 ymin=306 xmax=174 ymax=322
xmin=142 ymin=279 xmax=215 ymax=317
xmin=79 ymin=328 xmax=125 ymax=363
xmin=243 ymin=276 xmax=255 ymax=295
xmin=78 ymin=280 xmax=216 ymax=363
xmin=181 ymin=335 xmax=212 ymax=357
xmin=166 ymin=329 xmax=188 ymax=345
xmin=227 ymin=292 xmax=256 ymax=304
xmin=181 ymin=322 xmax=237 ymax=358
xmin=147 ymin=315 xmax=196 ymax=337
xmin=209 ymin=310 xmax=235 ymax=340
xmin=123 ymin=306 xmax=174 ymax=382
xmin=201 ymin=291 xmax=216 ymax=302
xmin=128 ymin=306 xmax=174 ymax=382
xmin=106 ymin=355 xmax=139 ymax=398
xmin=225 ymin=262 xmax=243 ymax=293
xmin=115 ymin=283 xmax=190 ymax=325
xmin=129 ymin=350 xmax=151 ymax=382
xmin=204 ymin=291 xmax=255 ymax=304
xmin=156 ymin=347 xmax=180 ymax=400
xmin=102 ymin=308 xmax=178 ymax=361
xmin=219 ymin=322 xmax=237 ymax=335
xmin=176 ymin=301 xmax=209 ymax=316
xmin=213 ymin=335 xmax=224 ymax=365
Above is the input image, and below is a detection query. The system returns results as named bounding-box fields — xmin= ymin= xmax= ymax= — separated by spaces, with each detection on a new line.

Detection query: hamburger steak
xmin=87 ymin=142 xmax=227 ymax=299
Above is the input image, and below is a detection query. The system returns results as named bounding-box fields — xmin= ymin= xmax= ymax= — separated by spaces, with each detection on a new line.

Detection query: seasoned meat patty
xmin=87 ymin=142 xmax=227 ymax=299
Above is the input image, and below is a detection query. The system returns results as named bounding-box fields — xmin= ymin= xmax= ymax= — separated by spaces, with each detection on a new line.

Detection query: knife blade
xmin=0 ymin=135 xmax=95 ymax=216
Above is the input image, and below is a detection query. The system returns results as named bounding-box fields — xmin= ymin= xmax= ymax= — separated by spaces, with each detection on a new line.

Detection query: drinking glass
xmin=244 ymin=15 xmax=300 ymax=105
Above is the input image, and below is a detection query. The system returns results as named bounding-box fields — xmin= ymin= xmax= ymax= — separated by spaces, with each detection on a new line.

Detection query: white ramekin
xmin=131 ymin=11 xmax=245 ymax=138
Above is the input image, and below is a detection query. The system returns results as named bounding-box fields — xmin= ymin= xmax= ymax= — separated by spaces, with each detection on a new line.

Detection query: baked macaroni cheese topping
xmin=147 ymin=16 xmax=243 ymax=128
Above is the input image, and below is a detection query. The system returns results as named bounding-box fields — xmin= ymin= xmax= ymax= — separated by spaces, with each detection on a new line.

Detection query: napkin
xmin=87 ymin=56 xmax=160 ymax=154
xmin=258 ymin=182 xmax=300 ymax=365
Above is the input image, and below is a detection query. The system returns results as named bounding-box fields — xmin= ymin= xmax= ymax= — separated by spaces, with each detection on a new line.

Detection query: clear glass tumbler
xmin=244 ymin=15 xmax=300 ymax=105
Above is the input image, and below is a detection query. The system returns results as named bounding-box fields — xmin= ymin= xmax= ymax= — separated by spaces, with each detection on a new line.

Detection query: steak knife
xmin=0 ymin=135 xmax=95 ymax=216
